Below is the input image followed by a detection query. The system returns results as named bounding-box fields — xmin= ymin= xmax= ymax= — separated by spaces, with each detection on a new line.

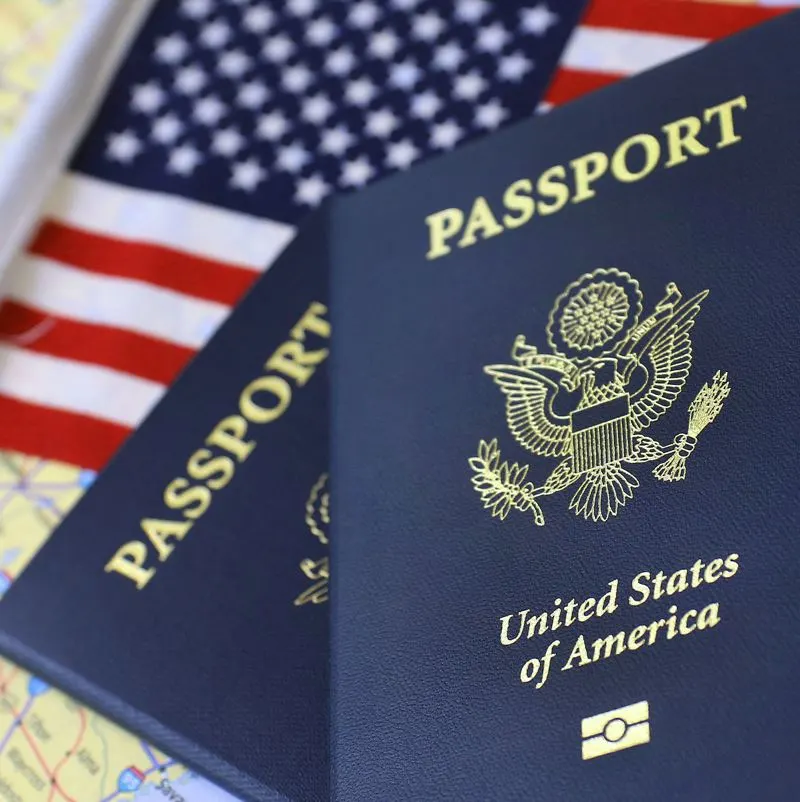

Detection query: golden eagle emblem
xmin=469 ymin=268 xmax=730 ymax=525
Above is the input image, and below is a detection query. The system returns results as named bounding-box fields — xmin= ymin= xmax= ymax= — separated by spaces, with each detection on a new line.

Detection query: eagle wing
xmin=484 ymin=364 xmax=571 ymax=457
xmin=628 ymin=291 xmax=707 ymax=432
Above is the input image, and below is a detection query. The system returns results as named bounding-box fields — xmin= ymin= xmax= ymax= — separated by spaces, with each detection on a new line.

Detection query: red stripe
xmin=0 ymin=301 xmax=194 ymax=385
xmin=0 ymin=396 xmax=129 ymax=471
xmin=544 ymin=68 xmax=623 ymax=107
xmin=29 ymin=220 xmax=259 ymax=306
xmin=581 ymin=0 xmax=790 ymax=40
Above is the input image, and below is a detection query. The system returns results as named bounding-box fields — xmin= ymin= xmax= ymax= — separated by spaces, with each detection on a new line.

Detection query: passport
xmin=0 ymin=210 xmax=330 ymax=802
xmin=329 ymin=12 xmax=800 ymax=801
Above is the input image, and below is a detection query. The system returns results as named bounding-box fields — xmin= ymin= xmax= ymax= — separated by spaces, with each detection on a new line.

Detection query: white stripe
xmin=0 ymin=346 xmax=162 ymax=427
xmin=5 ymin=255 xmax=229 ymax=349
xmin=560 ymin=27 xmax=707 ymax=75
xmin=44 ymin=174 xmax=296 ymax=271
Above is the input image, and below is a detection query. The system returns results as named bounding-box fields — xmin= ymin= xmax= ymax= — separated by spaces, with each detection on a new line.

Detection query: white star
xmin=283 ymin=64 xmax=313 ymax=93
xmin=499 ymin=52 xmax=533 ymax=82
xmin=175 ymin=65 xmax=207 ymax=95
xmin=475 ymin=100 xmax=508 ymax=129
xmin=365 ymin=108 xmax=399 ymax=139
xmin=345 ymin=77 xmax=377 ymax=107
xmin=107 ymin=130 xmax=141 ymax=163
xmin=263 ymin=35 xmax=295 ymax=63
xmin=385 ymin=139 xmax=419 ymax=170
xmin=430 ymin=120 xmax=463 ymax=150
xmin=287 ymin=0 xmax=317 ymax=16
xmin=348 ymin=1 xmax=380 ymax=29
xmin=243 ymin=4 xmax=275 ymax=33
xmin=168 ymin=144 xmax=203 ymax=175
xmin=369 ymin=29 xmax=400 ymax=60
xmin=389 ymin=59 xmax=421 ymax=90
xmin=231 ymin=158 xmax=266 ymax=191
xmin=320 ymin=125 xmax=354 ymax=156
xmin=477 ymin=23 xmax=510 ymax=53
xmin=194 ymin=95 xmax=227 ymax=125
xmin=219 ymin=49 xmax=252 ymax=79
xmin=325 ymin=46 xmax=355 ymax=76
xmin=295 ymin=174 xmax=331 ymax=206
xmin=212 ymin=127 xmax=245 ymax=157
xmin=307 ymin=17 xmax=338 ymax=46
xmin=302 ymin=93 xmax=334 ymax=124
xmin=455 ymin=0 xmax=489 ymax=22
xmin=257 ymin=110 xmax=290 ymax=141
xmin=340 ymin=157 xmax=374 ymax=187
xmin=521 ymin=3 xmax=558 ymax=35
xmin=131 ymin=82 xmax=165 ymax=114
xmin=391 ymin=0 xmax=421 ymax=9
xmin=152 ymin=114 xmax=183 ymax=144
xmin=200 ymin=20 xmax=231 ymax=49
xmin=154 ymin=34 xmax=188 ymax=64
xmin=410 ymin=91 xmax=442 ymax=120
xmin=453 ymin=71 xmax=487 ymax=101
xmin=276 ymin=142 xmax=310 ymax=173
xmin=433 ymin=42 xmax=465 ymax=72
xmin=181 ymin=0 xmax=212 ymax=19
xmin=238 ymin=80 xmax=269 ymax=109
xmin=412 ymin=12 xmax=445 ymax=42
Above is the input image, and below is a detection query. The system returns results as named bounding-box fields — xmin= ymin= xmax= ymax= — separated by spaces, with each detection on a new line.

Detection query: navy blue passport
xmin=0 ymin=211 xmax=330 ymax=802
xmin=330 ymin=13 xmax=800 ymax=802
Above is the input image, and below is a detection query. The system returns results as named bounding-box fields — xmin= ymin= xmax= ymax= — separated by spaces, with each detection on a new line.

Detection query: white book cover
xmin=0 ymin=0 xmax=157 ymax=281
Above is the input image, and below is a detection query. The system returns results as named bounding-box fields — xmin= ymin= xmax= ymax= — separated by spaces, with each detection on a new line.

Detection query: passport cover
xmin=0 ymin=210 xmax=331 ymax=802
xmin=329 ymin=13 xmax=800 ymax=801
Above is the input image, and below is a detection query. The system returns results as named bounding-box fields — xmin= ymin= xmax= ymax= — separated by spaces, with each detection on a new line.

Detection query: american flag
xmin=0 ymin=0 xmax=790 ymax=473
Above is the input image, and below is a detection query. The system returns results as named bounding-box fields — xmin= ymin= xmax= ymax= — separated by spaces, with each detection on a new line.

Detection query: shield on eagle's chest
xmin=569 ymin=394 xmax=634 ymax=473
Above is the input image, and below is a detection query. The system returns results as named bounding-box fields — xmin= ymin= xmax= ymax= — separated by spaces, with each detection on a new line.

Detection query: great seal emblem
xmin=469 ymin=268 xmax=730 ymax=525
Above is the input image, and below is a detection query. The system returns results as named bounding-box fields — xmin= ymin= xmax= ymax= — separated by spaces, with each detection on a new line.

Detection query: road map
xmin=0 ymin=452 xmax=238 ymax=802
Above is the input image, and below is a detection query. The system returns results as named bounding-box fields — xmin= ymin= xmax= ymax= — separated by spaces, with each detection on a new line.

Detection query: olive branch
xmin=468 ymin=439 xmax=545 ymax=526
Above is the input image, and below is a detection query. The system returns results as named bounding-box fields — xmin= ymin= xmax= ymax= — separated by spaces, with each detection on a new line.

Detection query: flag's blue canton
xmin=70 ymin=0 xmax=586 ymax=225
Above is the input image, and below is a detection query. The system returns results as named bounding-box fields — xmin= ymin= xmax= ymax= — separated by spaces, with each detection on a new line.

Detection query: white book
xmin=0 ymin=0 xmax=156 ymax=282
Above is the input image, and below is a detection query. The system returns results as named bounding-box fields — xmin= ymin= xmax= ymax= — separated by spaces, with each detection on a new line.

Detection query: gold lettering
xmin=525 ymin=611 xmax=550 ymax=639
xmin=570 ymin=151 xmax=608 ymax=203
xmin=577 ymin=596 xmax=596 ymax=621
xmin=206 ymin=415 xmax=255 ymax=462
xmin=187 ymin=448 xmax=235 ymax=490
xmin=163 ymin=478 xmax=211 ymax=519
xmin=628 ymin=571 xmax=650 ymax=606
xmin=591 ymin=631 xmax=626 ymax=661
xmin=290 ymin=301 xmax=331 ymax=341
xmin=425 ymin=208 xmax=464 ymax=259
xmin=502 ymin=179 xmax=535 ymax=228
xmin=697 ymin=602 xmax=721 ymax=629
xmin=104 ymin=542 xmax=155 ymax=590
xmin=662 ymin=115 xmax=710 ymax=167
xmin=596 ymin=580 xmax=619 ymax=616
xmin=703 ymin=558 xmax=724 ymax=584
xmin=536 ymin=165 xmax=570 ymax=215
xmin=561 ymin=634 xmax=591 ymax=671
xmin=458 ymin=196 xmax=504 ymax=248
xmin=266 ymin=339 xmax=328 ymax=386
xmin=627 ymin=624 xmax=648 ymax=651
xmin=722 ymin=553 xmax=739 ymax=578
xmin=611 ymin=133 xmax=661 ymax=182
xmin=678 ymin=609 xmax=697 ymax=635
xmin=666 ymin=568 xmax=689 ymax=595
xmin=499 ymin=610 xmax=529 ymax=646
xmin=140 ymin=518 xmax=192 ymax=562
xmin=240 ymin=375 xmax=292 ymax=423
xmin=703 ymin=95 xmax=747 ymax=149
